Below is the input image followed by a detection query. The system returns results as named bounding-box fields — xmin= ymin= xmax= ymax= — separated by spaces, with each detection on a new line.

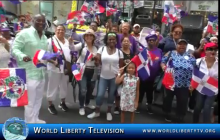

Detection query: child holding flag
xmin=115 ymin=62 xmax=140 ymax=123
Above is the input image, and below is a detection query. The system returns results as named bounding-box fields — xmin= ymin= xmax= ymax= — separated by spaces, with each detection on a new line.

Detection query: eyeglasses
xmin=206 ymin=47 xmax=218 ymax=52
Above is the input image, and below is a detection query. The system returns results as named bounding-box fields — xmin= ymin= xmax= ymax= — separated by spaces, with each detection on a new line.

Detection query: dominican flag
xmin=66 ymin=11 xmax=87 ymax=25
xmin=191 ymin=67 xmax=218 ymax=96
xmin=9 ymin=0 xmax=27 ymax=4
xmin=162 ymin=1 xmax=179 ymax=25
xmin=106 ymin=7 xmax=117 ymax=17
xmin=81 ymin=0 xmax=105 ymax=14
xmin=207 ymin=15 xmax=218 ymax=35
xmin=131 ymin=48 xmax=150 ymax=81
xmin=33 ymin=50 xmax=59 ymax=68
xmin=72 ymin=64 xmax=83 ymax=81
xmin=84 ymin=50 xmax=93 ymax=63
xmin=72 ymin=50 xmax=93 ymax=81
xmin=162 ymin=57 xmax=175 ymax=91
xmin=0 ymin=68 xmax=28 ymax=107
xmin=137 ymin=42 xmax=159 ymax=64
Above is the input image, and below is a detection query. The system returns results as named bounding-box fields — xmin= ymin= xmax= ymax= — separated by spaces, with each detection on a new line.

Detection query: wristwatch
xmin=118 ymin=73 xmax=121 ymax=76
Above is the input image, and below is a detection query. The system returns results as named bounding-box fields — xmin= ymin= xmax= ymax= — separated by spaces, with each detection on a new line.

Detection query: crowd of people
xmin=0 ymin=13 xmax=218 ymax=124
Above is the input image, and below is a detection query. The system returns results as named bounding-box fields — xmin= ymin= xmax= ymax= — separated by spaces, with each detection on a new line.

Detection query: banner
xmin=1 ymin=124 xmax=220 ymax=139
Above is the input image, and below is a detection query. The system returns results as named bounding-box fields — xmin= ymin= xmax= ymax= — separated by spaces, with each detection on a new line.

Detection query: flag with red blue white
xmin=207 ymin=15 xmax=218 ymax=35
xmin=72 ymin=50 xmax=93 ymax=81
xmin=32 ymin=50 xmax=59 ymax=68
xmin=191 ymin=66 xmax=218 ymax=96
xmin=131 ymin=48 xmax=150 ymax=81
xmin=162 ymin=57 xmax=175 ymax=91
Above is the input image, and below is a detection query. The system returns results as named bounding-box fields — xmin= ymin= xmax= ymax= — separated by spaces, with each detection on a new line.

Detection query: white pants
xmin=25 ymin=79 xmax=45 ymax=123
xmin=47 ymin=71 xmax=69 ymax=101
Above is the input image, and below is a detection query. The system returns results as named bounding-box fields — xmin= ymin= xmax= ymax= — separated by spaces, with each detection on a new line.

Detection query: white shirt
xmin=186 ymin=43 xmax=195 ymax=53
xmin=98 ymin=47 xmax=124 ymax=79
xmin=196 ymin=57 xmax=218 ymax=95
xmin=47 ymin=36 xmax=71 ymax=73
xmin=73 ymin=42 xmax=98 ymax=67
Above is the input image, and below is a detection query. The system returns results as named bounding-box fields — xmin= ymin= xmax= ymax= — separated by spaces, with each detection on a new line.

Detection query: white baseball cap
xmin=133 ymin=24 xmax=140 ymax=28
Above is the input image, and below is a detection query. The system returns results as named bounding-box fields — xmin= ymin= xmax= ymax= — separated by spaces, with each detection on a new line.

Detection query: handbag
xmin=153 ymin=71 xmax=164 ymax=92
xmin=52 ymin=37 xmax=72 ymax=76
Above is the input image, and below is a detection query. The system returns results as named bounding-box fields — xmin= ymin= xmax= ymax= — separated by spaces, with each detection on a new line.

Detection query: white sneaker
xmin=79 ymin=108 xmax=85 ymax=116
xmin=106 ymin=113 xmax=112 ymax=121
xmin=87 ymin=112 xmax=100 ymax=119
xmin=36 ymin=119 xmax=46 ymax=124
xmin=85 ymin=104 xmax=95 ymax=109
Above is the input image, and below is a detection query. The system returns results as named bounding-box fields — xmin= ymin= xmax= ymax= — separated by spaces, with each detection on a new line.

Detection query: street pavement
xmin=0 ymin=47 xmax=216 ymax=124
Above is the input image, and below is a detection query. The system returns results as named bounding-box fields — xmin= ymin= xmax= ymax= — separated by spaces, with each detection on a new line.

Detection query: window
xmin=40 ymin=1 xmax=54 ymax=21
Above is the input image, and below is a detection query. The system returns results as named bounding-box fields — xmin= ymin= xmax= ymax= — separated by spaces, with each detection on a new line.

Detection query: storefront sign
xmin=190 ymin=1 xmax=218 ymax=12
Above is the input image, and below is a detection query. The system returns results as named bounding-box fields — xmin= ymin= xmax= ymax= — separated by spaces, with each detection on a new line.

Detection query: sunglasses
xmin=148 ymin=39 xmax=156 ymax=42
xmin=174 ymin=31 xmax=182 ymax=34
xmin=206 ymin=47 xmax=218 ymax=52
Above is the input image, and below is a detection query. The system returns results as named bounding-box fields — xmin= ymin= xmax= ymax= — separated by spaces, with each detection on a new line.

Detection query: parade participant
xmin=161 ymin=39 xmax=196 ymax=123
xmin=71 ymin=29 xmax=97 ymax=115
xmin=193 ymin=38 xmax=208 ymax=58
xmin=114 ymin=36 xmax=135 ymax=115
xmin=111 ymin=24 xmax=119 ymax=33
xmin=71 ymin=21 xmax=105 ymax=47
xmin=12 ymin=14 xmax=48 ymax=123
xmin=131 ymin=24 xmax=141 ymax=41
xmin=87 ymin=32 xmax=124 ymax=121
xmin=13 ymin=15 xmax=26 ymax=34
xmin=136 ymin=33 xmax=162 ymax=114
xmin=115 ymin=62 xmax=140 ymax=123
xmin=210 ymin=36 xmax=218 ymax=44
xmin=0 ymin=27 xmax=17 ymax=68
xmin=116 ymin=22 xmax=138 ymax=54
xmin=47 ymin=24 xmax=72 ymax=115
xmin=0 ymin=28 xmax=10 ymax=53
xmin=192 ymin=43 xmax=218 ymax=123
xmin=158 ymin=24 xmax=183 ymax=54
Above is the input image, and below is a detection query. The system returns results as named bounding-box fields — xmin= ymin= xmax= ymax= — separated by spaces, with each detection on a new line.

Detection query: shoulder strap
xmin=117 ymin=48 xmax=120 ymax=58
xmin=102 ymin=46 xmax=104 ymax=53
xmin=78 ymin=43 xmax=85 ymax=59
xmin=197 ymin=58 xmax=203 ymax=68
xmin=53 ymin=37 xmax=66 ymax=61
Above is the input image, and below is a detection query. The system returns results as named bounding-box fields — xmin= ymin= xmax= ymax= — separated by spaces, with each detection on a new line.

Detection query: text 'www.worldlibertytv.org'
xmin=142 ymin=129 xmax=216 ymax=134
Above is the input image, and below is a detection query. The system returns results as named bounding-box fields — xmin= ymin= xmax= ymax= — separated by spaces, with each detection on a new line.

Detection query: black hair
xmin=90 ymin=21 xmax=99 ymax=27
xmin=104 ymin=32 xmax=118 ymax=45
xmin=56 ymin=24 xmax=66 ymax=31
xmin=125 ymin=62 xmax=137 ymax=75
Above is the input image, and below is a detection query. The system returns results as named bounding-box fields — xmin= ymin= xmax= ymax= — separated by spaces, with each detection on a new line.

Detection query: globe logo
xmin=2 ymin=117 xmax=29 ymax=140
